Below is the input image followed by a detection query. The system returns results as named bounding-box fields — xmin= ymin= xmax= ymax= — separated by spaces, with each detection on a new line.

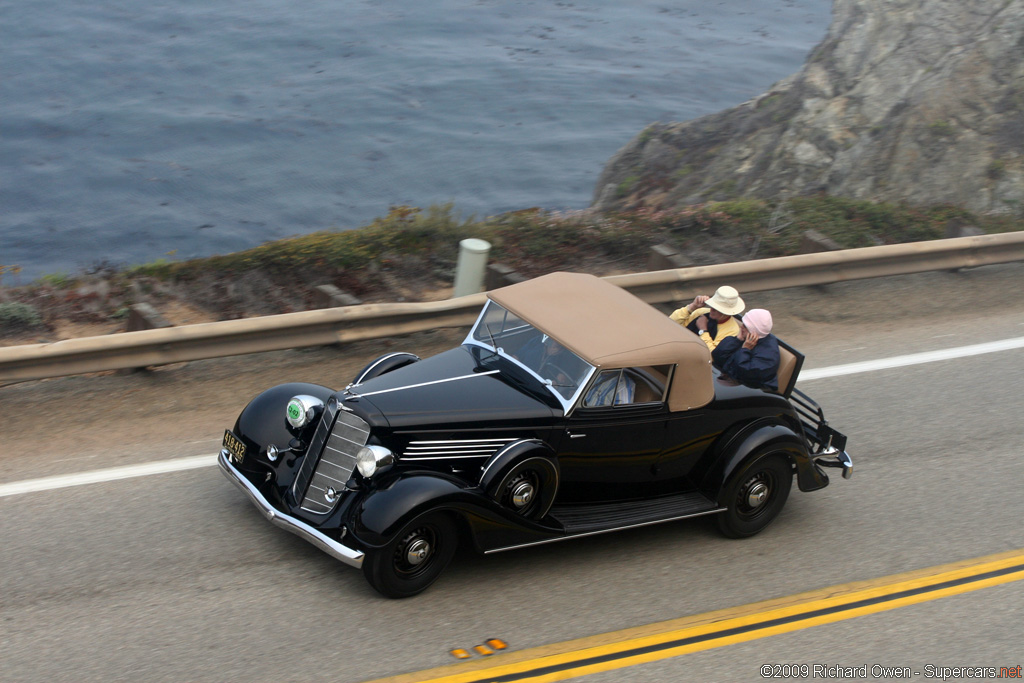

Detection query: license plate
xmin=222 ymin=430 xmax=246 ymax=464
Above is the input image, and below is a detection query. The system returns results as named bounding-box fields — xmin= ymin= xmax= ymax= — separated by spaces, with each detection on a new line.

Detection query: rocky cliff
xmin=593 ymin=0 xmax=1024 ymax=216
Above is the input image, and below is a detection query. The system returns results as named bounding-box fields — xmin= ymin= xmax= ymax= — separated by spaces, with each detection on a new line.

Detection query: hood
xmin=344 ymin=347 xmax=559 ymax=430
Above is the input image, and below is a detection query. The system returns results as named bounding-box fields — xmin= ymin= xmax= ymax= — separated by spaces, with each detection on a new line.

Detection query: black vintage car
xmin=219 ymin=272 xmax=851 ymax=598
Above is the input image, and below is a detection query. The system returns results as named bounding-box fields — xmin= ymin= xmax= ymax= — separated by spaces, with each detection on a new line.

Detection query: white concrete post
xmin=452 ymin=238 xmax=492 ymax=298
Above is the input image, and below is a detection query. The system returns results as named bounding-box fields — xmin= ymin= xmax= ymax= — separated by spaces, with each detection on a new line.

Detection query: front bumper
xmin=218 ymin=449 xmax=364 ymax=569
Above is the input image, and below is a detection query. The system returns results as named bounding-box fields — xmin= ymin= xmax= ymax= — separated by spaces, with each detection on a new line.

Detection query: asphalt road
xmin=2 ymin=265 xmax=1023 ymax=682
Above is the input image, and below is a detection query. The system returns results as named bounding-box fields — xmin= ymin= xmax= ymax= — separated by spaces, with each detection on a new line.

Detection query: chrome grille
xmin=402 ymin=438 xmax=516 ymax=460
xmin=293 ymin=404 xmax=370 ymax=515
xmin=292 ymin=399 xmax=339 ymax=502
xmin=299 ymin=410 xmax=370 ymax=514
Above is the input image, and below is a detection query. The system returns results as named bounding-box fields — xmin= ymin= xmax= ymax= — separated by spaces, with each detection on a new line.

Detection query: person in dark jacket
xmin=711 ymin=308 xmax=780 ymax=392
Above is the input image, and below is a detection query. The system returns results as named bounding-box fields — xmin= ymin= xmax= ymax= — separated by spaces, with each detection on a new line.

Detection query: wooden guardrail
xmin=2 ymin=232 xmax=1023 ymax=384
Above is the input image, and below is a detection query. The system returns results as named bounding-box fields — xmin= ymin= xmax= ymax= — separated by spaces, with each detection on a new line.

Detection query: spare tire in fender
xmin=480 ymin=440 xmax=559 ymax=520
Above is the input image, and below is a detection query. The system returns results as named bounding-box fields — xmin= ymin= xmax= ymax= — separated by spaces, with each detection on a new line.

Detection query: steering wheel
xmin=541 ymin=361 xmax=576 ymax=387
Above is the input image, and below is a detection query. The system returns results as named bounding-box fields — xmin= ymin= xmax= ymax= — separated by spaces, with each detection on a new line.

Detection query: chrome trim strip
xmin=408 ymin=438 xmax=517 ymax=445
xmin=404 ymin=440 xmax=514 ymax=457
xmin=218 ymin=451 xmax=363 ymax=569
xmin=405 ymin=447 xmax=503 ymax=454
xmin=349 ymin=370 xmax=500 ymax=397
xmin=315 ymin=459 xmax=352 ymax=473
xmin=309 ymin=471 xmax=346 ymax=484
xmin=482 ymin=507 xmax=726 ymax=555
xmin=328 ymin=433 xmax=366 ymax=447
xmin=400 ymin=454 xmax=493 ymax=460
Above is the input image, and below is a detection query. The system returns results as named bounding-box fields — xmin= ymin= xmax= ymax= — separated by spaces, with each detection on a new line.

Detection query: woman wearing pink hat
xmin=711 ymin=308 xmax=780 ymax=392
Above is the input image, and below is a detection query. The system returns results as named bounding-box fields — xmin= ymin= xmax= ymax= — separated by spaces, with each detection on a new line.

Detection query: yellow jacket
xmin=669 ymin=306 xmax=741 ymax=351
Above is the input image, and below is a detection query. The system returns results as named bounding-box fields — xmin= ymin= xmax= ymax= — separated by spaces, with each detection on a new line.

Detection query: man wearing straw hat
xmin=669 ymin=285 xmax=745 ymax=351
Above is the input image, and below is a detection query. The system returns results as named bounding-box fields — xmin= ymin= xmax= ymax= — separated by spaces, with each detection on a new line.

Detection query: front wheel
xmin=361 ymin=512 xmax=458 ymax=598
xmin=717 ymin=452 xmax=792 ymax=538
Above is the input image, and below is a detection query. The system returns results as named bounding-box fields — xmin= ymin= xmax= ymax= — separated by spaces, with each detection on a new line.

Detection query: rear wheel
xmin=361 ymin=512 xmax=457 ymax=598
xmin=717 ymin=452 xmax=792 ymax=538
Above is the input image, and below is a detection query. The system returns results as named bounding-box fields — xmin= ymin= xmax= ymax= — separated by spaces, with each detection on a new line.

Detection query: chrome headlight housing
xmin=356 ymin=445 xmax=395 ymax=478
xmin=286 ymin=395 xmax=325 ymax=429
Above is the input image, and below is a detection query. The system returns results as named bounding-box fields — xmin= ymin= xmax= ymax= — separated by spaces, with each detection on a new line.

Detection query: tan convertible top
xmin=489 ymin=272 xmax=714 ymax=410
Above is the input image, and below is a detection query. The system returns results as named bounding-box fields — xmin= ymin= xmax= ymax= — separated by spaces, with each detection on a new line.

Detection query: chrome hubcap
xmin=746 ymin=482 xmax=769 ymax=508
xmin=405 ymin=538 xmax=431 ymax=566
xmin=510 ymin=480 xmax=535 ymax=508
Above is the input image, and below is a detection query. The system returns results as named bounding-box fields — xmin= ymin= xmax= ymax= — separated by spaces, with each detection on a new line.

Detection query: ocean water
xmin=0 ymin=0 xmax=831 ymax=281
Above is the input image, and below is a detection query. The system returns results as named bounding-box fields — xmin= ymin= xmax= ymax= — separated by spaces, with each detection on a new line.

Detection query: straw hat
xmin=704 ymin=286 xmax=745 ymax=316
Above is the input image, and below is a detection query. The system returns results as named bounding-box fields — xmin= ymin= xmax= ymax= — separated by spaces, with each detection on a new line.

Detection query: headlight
xmin=356 ymin=445 xmax=395 ymax=478
xmin=286 ymin=395 xmax=325 ymax=429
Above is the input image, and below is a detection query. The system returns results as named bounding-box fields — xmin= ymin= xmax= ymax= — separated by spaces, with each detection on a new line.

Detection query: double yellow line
xmin=367 ymin=548 xmax=1024 ymax=683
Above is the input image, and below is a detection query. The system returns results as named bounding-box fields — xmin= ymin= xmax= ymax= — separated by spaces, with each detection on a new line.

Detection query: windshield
xmin=469 ymin=301 xmax=594 ymax=402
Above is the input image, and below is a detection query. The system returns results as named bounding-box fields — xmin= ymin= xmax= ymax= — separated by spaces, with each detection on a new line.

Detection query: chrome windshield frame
xmin=464 ymin=300 xmax=596 ymax=413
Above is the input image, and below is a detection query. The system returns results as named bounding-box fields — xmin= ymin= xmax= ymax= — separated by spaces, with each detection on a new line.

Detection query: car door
xmin=553 ymin=367 xmax=670 ymax=502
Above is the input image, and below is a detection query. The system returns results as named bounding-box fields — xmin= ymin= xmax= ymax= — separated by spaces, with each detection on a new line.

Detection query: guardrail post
xmin=124 ymin=303 xmax=172 ymax=373
xmin=126 ymin=303 xmax=171 ymax=332
xmin=453 ymin=238 xmax=492 ymax=298
xmin=313 ymin=285 xmax=362 ymax=308
xmin=485 ymin=263 xmax=527 ymax=290
xmin=801 ymin=230 xmax=842 ymax=253
xmin=648 ymin=243 xmax=692 ymax=270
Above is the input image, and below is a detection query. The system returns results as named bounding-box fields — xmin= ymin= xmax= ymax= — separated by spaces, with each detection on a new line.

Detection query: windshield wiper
xmin=480 ymin=323 xmax=501 ymax=361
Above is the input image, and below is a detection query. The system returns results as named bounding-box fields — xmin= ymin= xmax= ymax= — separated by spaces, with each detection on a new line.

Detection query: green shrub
xmin=0 ymin=302 xmax=42 ymax=331
xmin=37 ymin=272 xmax=75 ymax=288
xmin=78 ymin=198 xmax=1024 ymax=301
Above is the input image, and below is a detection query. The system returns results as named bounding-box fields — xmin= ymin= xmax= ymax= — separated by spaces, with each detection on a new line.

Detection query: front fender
xmin=351 ymin=474 xmax=476 ymax=547
xmin=349 ymin=471 xmax=564 ymax=553
xmin=700 ymin=420 xmax=826 ymax=496
xmin=234 ymin=382 xmax=334 ymax=455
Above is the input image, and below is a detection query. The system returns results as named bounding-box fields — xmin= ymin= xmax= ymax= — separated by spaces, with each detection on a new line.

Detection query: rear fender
xmin=701 ymin=420 xmax=826 ymax=497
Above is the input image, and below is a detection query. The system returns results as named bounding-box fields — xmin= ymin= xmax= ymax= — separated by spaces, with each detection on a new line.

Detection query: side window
xmin=583 ymin=366 xmax=670 ymax=407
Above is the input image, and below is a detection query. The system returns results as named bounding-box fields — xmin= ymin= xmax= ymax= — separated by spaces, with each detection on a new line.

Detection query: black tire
xmin=716 ymin=452 xmax=792 ymax=538
xmin=361 ymin=512 xmax=458 ymax=598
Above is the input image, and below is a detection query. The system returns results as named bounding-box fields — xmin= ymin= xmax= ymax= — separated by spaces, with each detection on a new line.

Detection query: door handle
xmin=568 ymin=432 xmax=586 ymax=439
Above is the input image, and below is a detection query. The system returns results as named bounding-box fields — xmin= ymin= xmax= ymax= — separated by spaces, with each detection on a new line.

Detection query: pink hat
xmin=743 ymin=309 xmax=773 ymax=337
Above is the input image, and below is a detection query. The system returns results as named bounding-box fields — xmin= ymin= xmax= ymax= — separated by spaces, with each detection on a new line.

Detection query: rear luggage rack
xmin=791 ymin=386 xmax=852 ymax=479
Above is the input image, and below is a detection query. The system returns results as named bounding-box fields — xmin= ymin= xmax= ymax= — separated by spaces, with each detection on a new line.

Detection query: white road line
xmin=800 ymin=336 xmax=1024 ymax=381
xmin=0 ymin=454 xmax=215 ymax=498
xmin=3 ymin=335 xmax=1023 ymax=498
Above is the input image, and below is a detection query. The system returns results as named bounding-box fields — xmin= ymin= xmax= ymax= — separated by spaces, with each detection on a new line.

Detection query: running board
xmin=485 ymin=492 xmax=724 ymax=555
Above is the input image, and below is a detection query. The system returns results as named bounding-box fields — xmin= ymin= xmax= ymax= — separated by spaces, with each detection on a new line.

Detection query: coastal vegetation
xmin=0 ymin=197 xmax=1020 ymax=340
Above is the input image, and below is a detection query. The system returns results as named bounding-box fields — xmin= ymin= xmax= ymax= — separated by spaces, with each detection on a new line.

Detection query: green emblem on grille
xmin=287 ymin=400 xmax=303 ymax=421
